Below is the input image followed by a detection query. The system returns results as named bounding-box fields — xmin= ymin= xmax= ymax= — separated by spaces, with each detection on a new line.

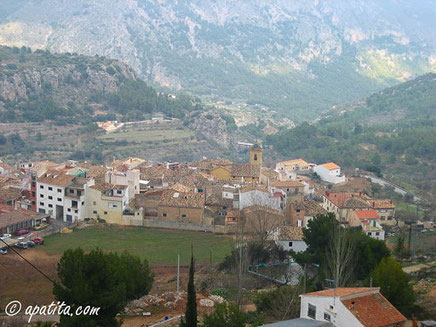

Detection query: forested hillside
xmin=0 ymin=46 xmax=201 ymax=124
xmin=265 ymin=73 xmax=436 ymax=199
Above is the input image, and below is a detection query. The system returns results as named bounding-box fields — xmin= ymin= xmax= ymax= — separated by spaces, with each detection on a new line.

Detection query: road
xmin=363 ymin=175 xmax=423 ymax=203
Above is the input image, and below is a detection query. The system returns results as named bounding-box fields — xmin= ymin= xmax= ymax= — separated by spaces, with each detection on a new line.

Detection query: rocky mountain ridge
xmin=1 ymin=0 xmax=435 ymax=120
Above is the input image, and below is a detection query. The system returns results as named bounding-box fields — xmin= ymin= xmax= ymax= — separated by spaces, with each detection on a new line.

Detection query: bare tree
xmin=326 ymin=226 xmax=356 ymax=287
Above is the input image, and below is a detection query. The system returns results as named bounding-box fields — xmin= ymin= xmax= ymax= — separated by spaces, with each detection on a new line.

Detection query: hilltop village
xmin=0 ymin=144 xmax=405 ymax=247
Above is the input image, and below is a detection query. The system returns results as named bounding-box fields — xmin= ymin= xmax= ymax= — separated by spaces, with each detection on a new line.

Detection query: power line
xmin=1 ymin=238 xmax=57 ymax=285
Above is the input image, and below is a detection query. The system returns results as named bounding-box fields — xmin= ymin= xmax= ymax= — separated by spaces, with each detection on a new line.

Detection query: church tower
xmin=250 ymin=143 xmax=263 ymax=167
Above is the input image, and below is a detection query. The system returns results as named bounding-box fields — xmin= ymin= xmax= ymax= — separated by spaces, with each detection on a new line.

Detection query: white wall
xmin=277 ymin=240 xmax=307 ymax=253
xmin=300 ymin=295 xmax=363 ymax=327
xmin=314 ymin=166 xmax=346 ymax=184
xmin=239 ymin=189 xmax=281 ymax=211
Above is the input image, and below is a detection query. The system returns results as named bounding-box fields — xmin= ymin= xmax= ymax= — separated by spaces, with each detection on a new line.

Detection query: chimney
xmin=325 ymin=191 xmax=329 ymax=196
xmin=372 ymin=201 xmax=375 ymax=207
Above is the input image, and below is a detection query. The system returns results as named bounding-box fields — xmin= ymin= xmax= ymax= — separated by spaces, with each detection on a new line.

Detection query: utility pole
xmin=303 ymin=263 xmax=307 ymax=294
xmin=177 ymin=254 xmax=180 ymax=293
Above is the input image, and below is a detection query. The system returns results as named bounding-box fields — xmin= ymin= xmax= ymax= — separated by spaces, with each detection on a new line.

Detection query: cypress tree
xmin=182 ymin=252 xmax=197 ymax=327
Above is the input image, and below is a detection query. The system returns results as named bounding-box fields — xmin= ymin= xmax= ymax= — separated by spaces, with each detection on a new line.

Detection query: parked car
xmin=34 ymin=223 xmax=48 ymax=231
xmin=16 ymin=230 xmax=29 ymax=236
xmin=31 ymin=237 xmax=44 ymax=245
xmin=14 ymin=242 xmax=28 ymax=249
xmin=0 ymin=233 xmax=12 ymax=240
xmin=26 ymin=241 xmax=36 ymax=248
xmin=0 ymin=247 xmax=7 ymax=255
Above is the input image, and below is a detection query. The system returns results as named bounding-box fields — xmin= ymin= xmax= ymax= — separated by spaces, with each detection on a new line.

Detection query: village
xmin=0 ymin=144 xmax=435 ymax=327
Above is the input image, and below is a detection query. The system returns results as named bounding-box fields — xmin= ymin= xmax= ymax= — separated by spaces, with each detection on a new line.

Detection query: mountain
xmin=265 ymin=73 xmax=436 ymax=201
xmin=0 ymin=0 xmax=435 ymax=121
xmin=0 ymin=46 xmax=201 ymax=124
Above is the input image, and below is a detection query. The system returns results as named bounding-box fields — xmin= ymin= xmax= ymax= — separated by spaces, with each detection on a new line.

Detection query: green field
xmin=36 ymin=226 xmax=233 ymax=265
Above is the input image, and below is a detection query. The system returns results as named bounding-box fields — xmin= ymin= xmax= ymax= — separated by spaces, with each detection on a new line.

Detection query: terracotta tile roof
xmin=276 ymin=226 xmax=304 ymax=241
xmin=38 ymin=170 xmax=75 ymax=187
xmin=0 ymin=207 xmax=45 ymax=229
xmin=325 ymin=192 xmax=370 ymax=209
xmin=342 ymin=292 xmax=406 ymax=327
xmin=354 ymin=210 xmax=380 ymax=220
xmin=277 ymin=158 xmax=310 ymax=167
xmin=231 ymin=164 xmax=259 ymax=178
xmin=0 ymin=162 xmax=13 ymax=170
xmin=90 ymin=182 xmax=127 ymax=193
xmin=270 ymin=180 xmax=304 ymax=188
xmin=260 ymin=167 xmax=279 ymax=179
xmin=322 ymin=162 xmax=340 ymax=170
xmin=159 ymin=189 xmax=205 ymax=209
xmin=303 ymin=200 xmax=328 ymax=216
xmin=370 ymin=199 xmax=395 ymax=209
xmin=0 ymin=187 xmax=21 ymax=202
xmin=86 ymin=165 xmax=108 ymax=179
xmin=304 ymin=287 xmax=377 ymax=298
xmin=239 ymin=185 xmax=269 ymax=193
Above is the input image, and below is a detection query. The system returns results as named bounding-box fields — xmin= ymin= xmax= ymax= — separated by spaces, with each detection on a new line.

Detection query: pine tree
xmin=182 ymin=252 xmax=197 ymax=327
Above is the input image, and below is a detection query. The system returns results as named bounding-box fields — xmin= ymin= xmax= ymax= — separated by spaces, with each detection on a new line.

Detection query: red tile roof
xmin=342 ymin=292 xmax=406 ymax=327
xmin=371 ymin=199 xmax=395 ymax=209
xmin=270 ymin=180 xmax=304 ymax=188
xmin=354 ymin=210 xmax=380 ymax=220
xmin=159 ymin=189 xmax=205 ymax=209
xmin=304 ymin=287 xmax=377 ymax=298
xmin=325 ymin=192 xmax=370 ymax=209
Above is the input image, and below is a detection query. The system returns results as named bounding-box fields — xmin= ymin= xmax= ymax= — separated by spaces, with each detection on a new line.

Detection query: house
xmin=300 ymin=287 xmax=406 ymax=327
xmin=0 ymin=205 xmax=48 ymax=234
xmin=63 ymin=177 xmax=94 ymax=223
xmin=314 ymin=163 xmax=346 ymax=184
xmin=36 ymin=170 xmax=75 ymax=220
xmin=87 ymin=182 xmax=129 ymax=224
xmin=271 ymin=226 xmax=307 ymax=253
xmin=269 ymin=180 xmax=305 ymax=203
xmin=370 ymin=199 xmax=396 ymax=226
xmin=286 ymin=200 xmax=328 ymax=227
xmin=350 ymin=210 xmax=385 ymax=241
xmin=276 ymin=158 xmax=314 ymax=178
xmin=0 ymin=187 xmax=21 ymax=206
xmin=236 ymin=186 xmax=283 ymax=211
xmin=322 ymin=192 xmax=371 ymax=223
xmin=105 ymin=168 xmax=140 ymax=199
xmin=157 ymin=189 xmax=205 ymax=224
xmin=0 ymin=162 xmax=13 ymax=176
xmin=262 ymin=319 xmax=333 ymax=327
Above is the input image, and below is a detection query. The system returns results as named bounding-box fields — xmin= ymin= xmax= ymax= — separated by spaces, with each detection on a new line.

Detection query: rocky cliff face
xmin=0 ymin=0 xmax=435 ymax=119
xmin=0 ymin=48 xmax=136 ymax=106
xmin=187 ymin=111 xmax=229 ymax=148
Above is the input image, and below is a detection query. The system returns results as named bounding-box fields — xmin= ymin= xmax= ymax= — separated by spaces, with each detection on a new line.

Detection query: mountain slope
xmin=265 ymin=73 xmax=436 ymax=200
xmin=0 ymin=46 xmax=201 ymax=124
xmin=0 ymin=0 xmax=435 ymax=121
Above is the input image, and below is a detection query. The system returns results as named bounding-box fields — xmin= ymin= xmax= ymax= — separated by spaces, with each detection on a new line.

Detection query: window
xmin=104 ymin=211 xmax=107 ymax=215
xmin=93 ymin=201 xmax=96 ymax=205
xmin=48 ymin=204 xmax=53 ymax=208
xmin=67 ymin=208 xmax=71 ymax=212
xmin=376 ymin=232 xmax=380 ymax=236
xmin=93 ymin=211 xmax=97 ymax=214
xmin=163 ymin=213 xmax=167 ymax=217
xmin=254 ymin=154 xmax=257 ymax=161
xmin=324 ymin=313 xmax=331 ymax=321
xmin=40 ymin=194 xmax=44 ymax=198
xmin=181 ymin=214 xmax=187 ymax=218
xmin=57 ymin=188 xmax=62 ymax=193
xmin=117 ymin=190 xmax=122 ymax=194
xmin=74 ymin=210 xmax=78 ymax=214
xmin=82 ymin=201 xmax=85 ymax=205
xmin=32 ymin=191 xmax=35 ymax=197
xmin=40 ymin=185 xmax=44 ymax=189
xmin=48 ymin=196 xmax=53 ymax=200
xmin=69 ymin=189 xmax=74 ymax=194
xmin=57 ymin=198 xmax=62 ymax=202
xmin=66 ymin=215 xmax=73 ymax=222
xmin=48 ymin=187 xmax=53 ymax=191
xmin=308 ymin=304 xmax=316 ymax=319
xmin=288 ymin=241 xmax=293 ymax=247
xmin=38 ymin=208 xmax=45 ymax=214
xmin=40 ymin=202 xmax=44 ymax=206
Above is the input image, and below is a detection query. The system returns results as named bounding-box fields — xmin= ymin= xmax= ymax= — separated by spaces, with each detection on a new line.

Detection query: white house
xmin=235 ymin=186 xmax=282 ymax=211
xmin=105 ymin=169 xmax=140 ymax=199
xmin=271 ymin=226 xmax=308 ymax=253
xmin=300 ymin=288 xmax=406 ymax=327
xmin=314 ymin=163 xmax=346 ymax=184
xmin=37 ymin=170 xmax=94 ymax=223
xmin=350 ymin=210 xmax=385 ymax=241
xmin=276 ymin=158 xmax=314 ymax=178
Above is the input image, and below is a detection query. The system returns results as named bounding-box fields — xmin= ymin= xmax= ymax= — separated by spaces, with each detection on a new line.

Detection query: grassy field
xmin=36 ymin=226 xmax=233 ymax=265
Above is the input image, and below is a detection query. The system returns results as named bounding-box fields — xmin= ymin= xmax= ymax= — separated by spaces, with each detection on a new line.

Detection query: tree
xmin=254 ymin=286 xmax=301 ymax=321
xmin=326 ymin=226 xmax=356 ymax=287
xmin=53 ymin=248 xmax=154 ymax=327
xmin=202 ymin=302 xmax=247 ymax=327
xmin=372 ymin=257 xmax=415 ymax=315
xmin=181 ymin=253 xmax=197 ymax=327
xmin=394 ymin=234 xmax=405 ymax=262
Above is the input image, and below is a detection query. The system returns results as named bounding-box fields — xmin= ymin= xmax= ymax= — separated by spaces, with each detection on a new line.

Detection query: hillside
xmin=265 ymin=73 xmax=436 ymax=201
xmin=0 ymin=0 xmax=435 ymax=121
xmin=0 ymin=46 xmax=201 ymax=124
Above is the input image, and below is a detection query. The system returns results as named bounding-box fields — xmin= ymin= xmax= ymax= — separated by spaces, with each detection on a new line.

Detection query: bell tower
xmin=250 ymin=143 xmax=262 ymax=167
